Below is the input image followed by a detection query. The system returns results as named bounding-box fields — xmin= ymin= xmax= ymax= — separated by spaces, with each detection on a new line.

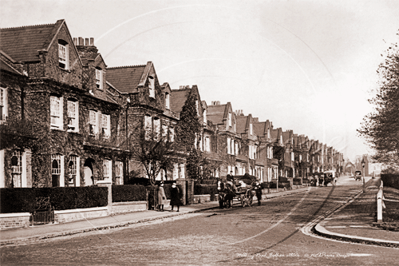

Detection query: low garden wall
xmin=54 ymin=207 xmax=108 ymax=224
xmin=0 ymin=212 xmax=30 ymax=230
xmin=112 ymin=201 xmax=147 ymax=214
xmin=192 ymin=194 xmax=218 ymax=204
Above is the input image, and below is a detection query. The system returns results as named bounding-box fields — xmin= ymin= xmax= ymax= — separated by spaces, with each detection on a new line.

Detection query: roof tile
xmin=0 ymin=23 xmax=56 ymax=62
xmin=106 ymin=65 xmax=146 ymax=93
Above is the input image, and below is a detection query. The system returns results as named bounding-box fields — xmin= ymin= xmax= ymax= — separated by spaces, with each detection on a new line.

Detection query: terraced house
xmin=0 ymin=18 xmax=344 ymax=190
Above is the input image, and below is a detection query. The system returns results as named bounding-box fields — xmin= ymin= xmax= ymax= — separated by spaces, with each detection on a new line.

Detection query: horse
xmin=218 ymin=182 xmax=236 ymax=208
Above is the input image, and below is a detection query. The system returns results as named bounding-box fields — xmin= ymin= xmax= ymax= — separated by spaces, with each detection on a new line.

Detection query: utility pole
xmin=361 ymin=158 xmax=365 ymax=193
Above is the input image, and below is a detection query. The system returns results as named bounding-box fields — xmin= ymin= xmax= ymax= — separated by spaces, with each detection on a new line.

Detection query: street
xmin=1 ymin=177 xmax=398 ymax=265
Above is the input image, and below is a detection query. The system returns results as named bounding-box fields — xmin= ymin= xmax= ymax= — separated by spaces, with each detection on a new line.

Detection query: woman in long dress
xmin=157 ymin=182 xmax=167 ymax=211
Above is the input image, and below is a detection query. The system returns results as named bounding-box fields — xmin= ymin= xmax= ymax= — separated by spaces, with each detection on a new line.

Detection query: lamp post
xmin=361 ymin=158 xmax=365 ymax=192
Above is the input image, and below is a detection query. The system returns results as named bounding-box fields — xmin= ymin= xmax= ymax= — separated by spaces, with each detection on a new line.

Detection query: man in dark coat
xmin=253 ymin=181 xmax=262 ymax=206
xmin=170 ymin=182 xmax=182 ymax=212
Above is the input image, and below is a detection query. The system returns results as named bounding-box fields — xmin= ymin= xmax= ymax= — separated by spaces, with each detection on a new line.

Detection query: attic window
xmin=95 ymin=68 xmax=103 ymax=90
xmin=148 ymin=75 xmax=155 ymax=98
xmin=249 ymin=123 xmax=253 ymax=135
xmin=58 ymin=40 xmax=69 ymax=70
xmin=165 ymin=92 xmax=170 ymax=109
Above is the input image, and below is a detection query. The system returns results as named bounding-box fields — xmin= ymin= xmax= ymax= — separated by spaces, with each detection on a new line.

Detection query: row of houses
xmin=0 ymin=19 xmax=344 ymax=189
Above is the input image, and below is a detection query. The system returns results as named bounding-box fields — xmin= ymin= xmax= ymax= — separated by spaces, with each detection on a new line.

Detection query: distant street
xmin=1 ymin=176 xmax=397 ymax=265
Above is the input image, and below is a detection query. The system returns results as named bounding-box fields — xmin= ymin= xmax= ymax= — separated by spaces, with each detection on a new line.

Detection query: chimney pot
xmin=78 ymin=37 xmax=84 ymax=46
xmin=73 ymin=37 xmax=77 ymax=45
xmin=90 ymin=37 xmax=94 ymax=46
xmin=85 ymin=38 xmax=89 ymax=46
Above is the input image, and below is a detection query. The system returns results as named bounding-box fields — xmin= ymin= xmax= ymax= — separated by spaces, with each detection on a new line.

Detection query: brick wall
xmin=0 ymin=213 xmax=30 ymax=230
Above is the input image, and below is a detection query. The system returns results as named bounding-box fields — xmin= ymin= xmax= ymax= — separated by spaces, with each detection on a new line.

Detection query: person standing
xmin=253 ymin=182 xmax=263 ymax=206
xmin=157 ymin=182 xmax=167 ymax=211
xmin=170 ymin=182 xmax=182 ymax=212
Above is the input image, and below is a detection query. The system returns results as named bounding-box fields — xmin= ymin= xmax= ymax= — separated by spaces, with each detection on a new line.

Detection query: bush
xmin=126 ymin=177 xmax=152 ymax=186
xmin=293 ymin=178 xmax=302 ymax=185
xmin=269 ymin=182 xmax=290 ymax=189
xmin=261 ymin=182 xmax=270 ymax=189
xmin=0 ymin=187 xmax=108 ymax=213
xmin=194 ymin=184 xmax=217 ymax=195
xmin=197 ymin=179 xmax=217 ymax=185
xmin=112 ymin=185 xmax=147 ymax=202
xmin=0 ymin=188 xmax=36 ymax=213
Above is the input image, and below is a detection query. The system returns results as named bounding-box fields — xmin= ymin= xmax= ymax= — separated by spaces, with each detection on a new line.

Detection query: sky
xmin=1 ymin=0 xmax=398 ymax=162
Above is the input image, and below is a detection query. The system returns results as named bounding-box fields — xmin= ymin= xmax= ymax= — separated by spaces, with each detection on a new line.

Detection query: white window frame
xmin=58 ymin=42 xmax=69 ymax=70
xmin=51 ymin=154 xmax=64 ymax=187
xmin=95 ymin=68 xmax=103 ymax=90
xmin=165 ymin=92 xmax=170 ymax=109
xmin=0 ymin=87 xmax=8 ymax=123
xmin=50 ymin=96 xmax=63 ymax=130
xmin=205 ymin=136 xmax=210 ymax=152
xmin=153 ymin=118 xmax=160 ymax=141
xmin=162 ymin=124 xmax=168 ymax=141
xmin=89 ymin=110 xmax=99 ymax=136
xmin=144 ymin=115 xmax=152 ymax=140
xmin=148 ymin=76 xmax=155 ymax=98
xmin=115 ymin=161 xmax=123 ymax=185
xmin=103 ymin=159 xmax=112 ymax=181
xmin=235 ymin=142 xmax=239 ymax=156
xmin=228 ymin=113 xmax=232 ymax=127
xmin=169 ymin=127 xmax=174 ymax=142
xmin=227 ymin=137 xmax=231 ymax=154
xmin=203 ymin=109 xmax=207 ymax=124
xmin=67 ymin=100 xmax=79 ymax=132
xmin=102 ymin=114 xmax=110 ymax=138
xmin=68 ymin=155 xmax=78 ymax=186
xmin=249 ymin=123 xmax=253 ymax=135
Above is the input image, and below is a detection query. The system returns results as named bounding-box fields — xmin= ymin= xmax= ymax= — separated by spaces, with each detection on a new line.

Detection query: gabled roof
xmin=0 ymin=19 xmax=81 ymax=65
xmin=253 ymin=121 xmax=266 ymax=137
xmin=282 ymin=130 xmax=293 ymax=145
xmin=170 ymin=88 xmax=190 ymax=114
xmin=236 ymin=115 xmax=248 ymax=134
xmin=207 ymin=103 xmax=227 ymax=125
xmin=106 ymin=64 xmax=147 ymax=93
xmin=170 ymin=85 xmax=201 ymax=114
xmin=271 ymin=128 xmax=283 ymax=144
xmin=0 ymin=52 xmax=23 ymax=75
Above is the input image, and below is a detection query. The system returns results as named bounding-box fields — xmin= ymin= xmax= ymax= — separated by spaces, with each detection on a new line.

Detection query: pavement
xmin=1 ymin=179 xmax=399 ymax=248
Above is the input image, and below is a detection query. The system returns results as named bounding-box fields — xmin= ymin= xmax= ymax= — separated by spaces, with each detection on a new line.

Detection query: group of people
xmin=156 ymin=182 xmax=182 ymax=212
xmin=218 ymin=177 xmax=263 ymax=206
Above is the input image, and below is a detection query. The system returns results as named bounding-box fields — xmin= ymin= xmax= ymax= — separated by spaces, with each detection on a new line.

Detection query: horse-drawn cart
xmin=217 ymin=177 xmax=258 ymax=208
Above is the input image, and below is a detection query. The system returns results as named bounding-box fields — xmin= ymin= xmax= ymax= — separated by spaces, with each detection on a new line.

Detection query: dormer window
xmin=203 ymin=109 xmax=207 ymax=124
xmin=148 ymin=75 xmax=155 ymax=98
xmin=96 ymin=68 xmax=103 ymax=90
xmin=165 ymin=92 xmax=170 ymax=109
xmin=249 ymin=123 xmax=253 ymax=135
xmin=228 ymin=113 xmax=232 ymax=127
xmin=58 ymin=40 xmax=69 ymax=70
